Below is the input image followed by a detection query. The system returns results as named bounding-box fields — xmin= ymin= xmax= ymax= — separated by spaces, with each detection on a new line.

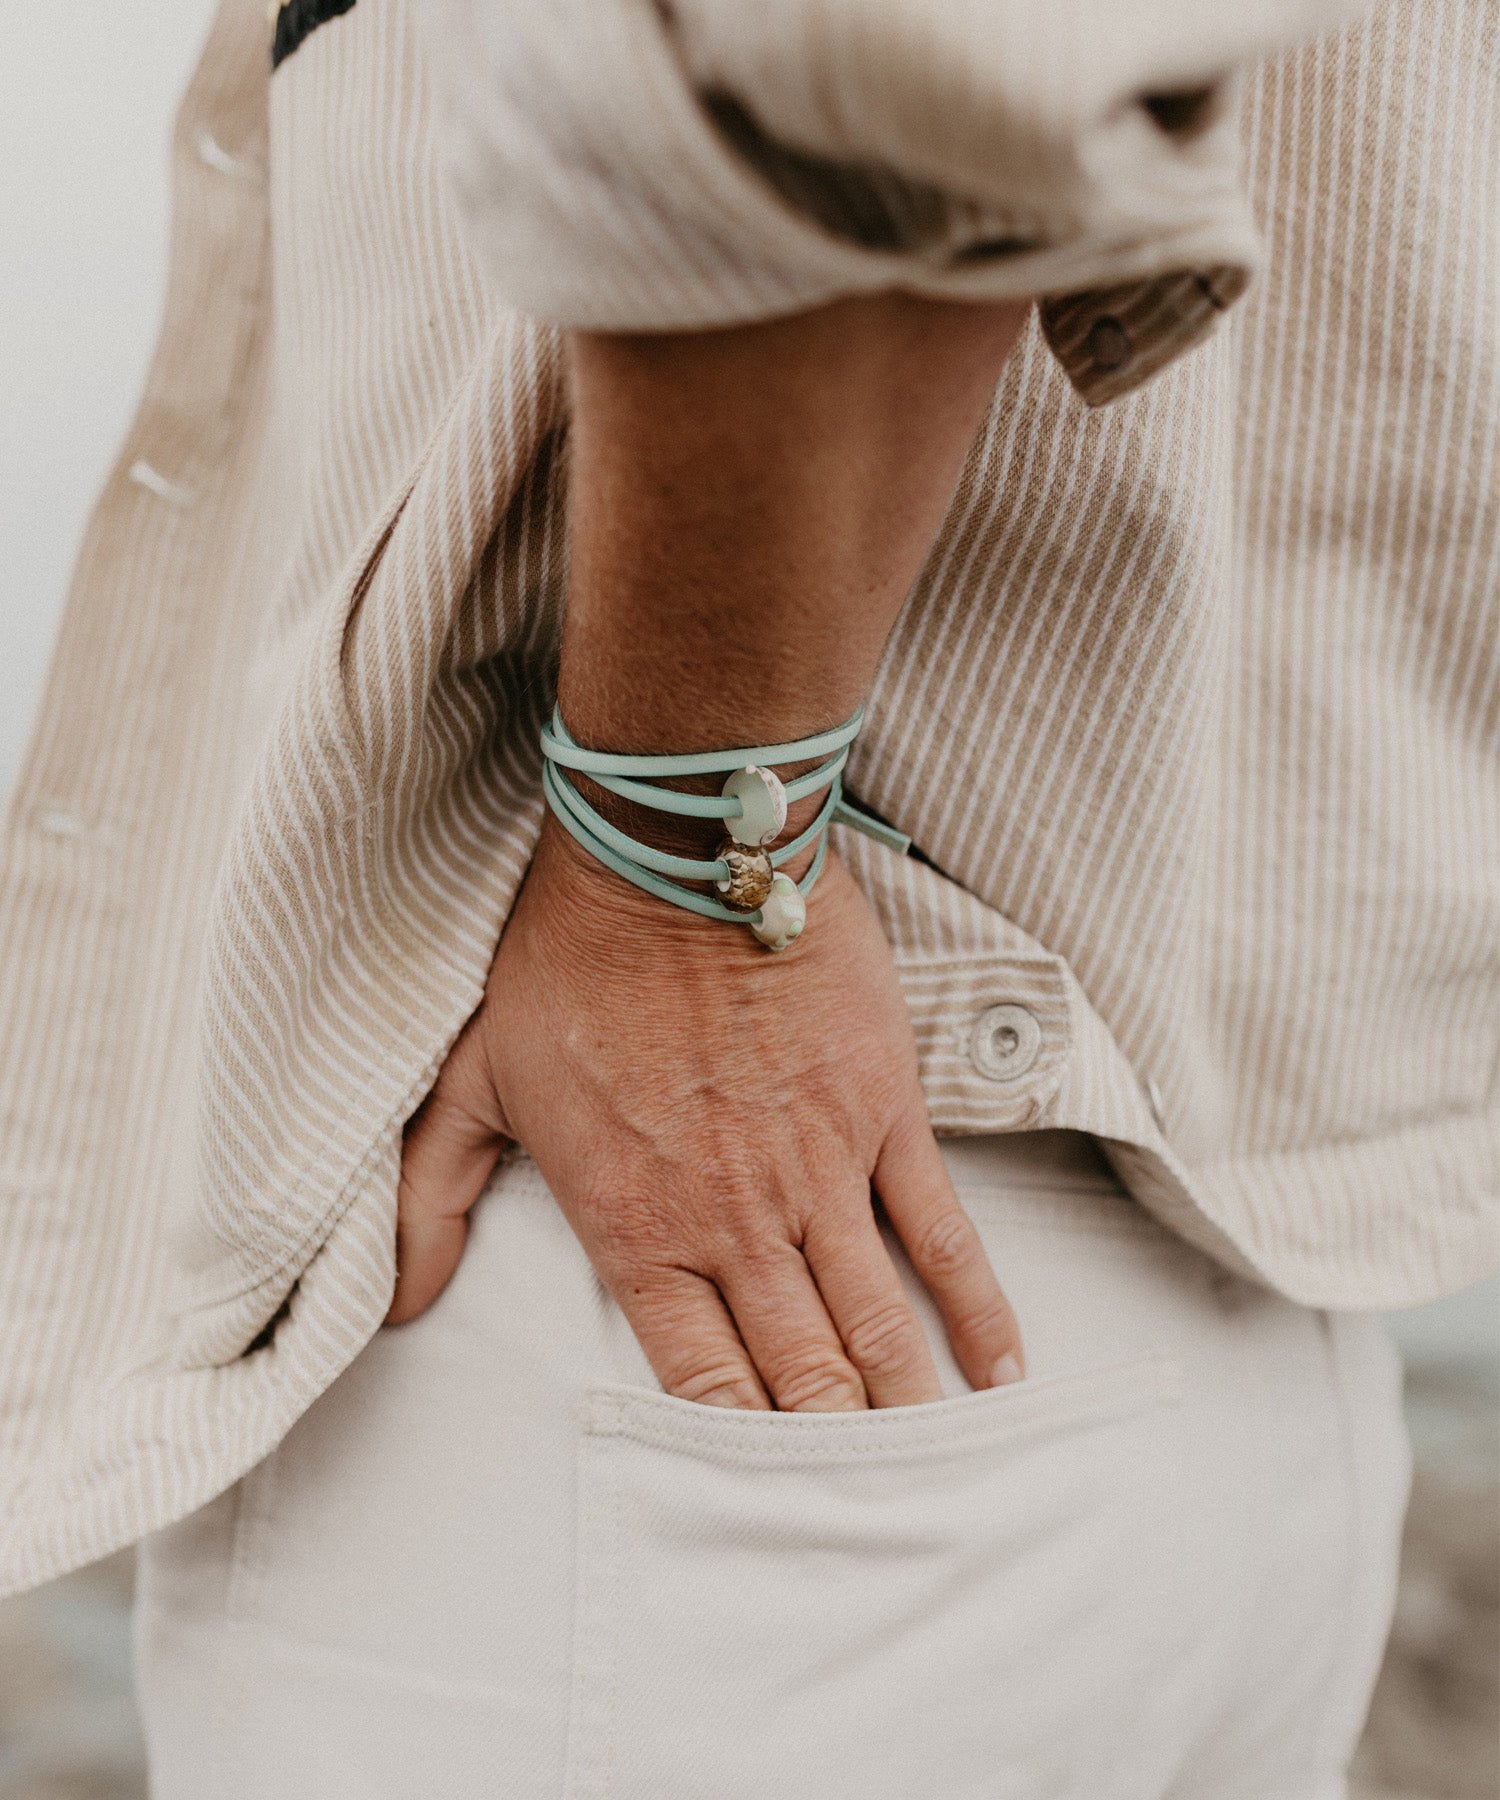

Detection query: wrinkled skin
xmin=390 ymin=817 xmax=1024 ymax=1410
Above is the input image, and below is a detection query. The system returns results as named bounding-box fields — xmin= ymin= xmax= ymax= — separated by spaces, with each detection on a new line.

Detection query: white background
xmin=0 ymin=3 xmax=1493 ymax=1356
xmin=0 ymin=2 xmax=218 ymax=793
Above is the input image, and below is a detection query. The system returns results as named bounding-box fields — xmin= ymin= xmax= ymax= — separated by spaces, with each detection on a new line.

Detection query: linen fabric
xmin=0 ymin=0 xmax=1495 ymax=1592
xmin=133 ymin=1133 xmax=1411 ymax=1800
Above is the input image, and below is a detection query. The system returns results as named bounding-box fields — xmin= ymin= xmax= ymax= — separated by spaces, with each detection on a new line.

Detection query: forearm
xmin=398 ymin=295 xmax=1030 ymax=1394
xmin=558 ymin=293 xmax=1030 ymax=758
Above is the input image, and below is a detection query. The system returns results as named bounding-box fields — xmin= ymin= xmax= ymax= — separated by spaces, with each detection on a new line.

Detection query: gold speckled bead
xmin=714 ymin=840 xmax=775 ymax=912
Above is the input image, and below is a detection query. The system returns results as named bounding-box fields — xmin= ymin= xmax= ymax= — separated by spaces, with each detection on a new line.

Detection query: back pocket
xmin=564 ymin=1356 xmax=1183 ymax=1800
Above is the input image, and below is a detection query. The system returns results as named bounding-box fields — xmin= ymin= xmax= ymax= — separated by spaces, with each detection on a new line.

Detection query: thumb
xmin=387 ymin=1010 xmax=510 ymax=1324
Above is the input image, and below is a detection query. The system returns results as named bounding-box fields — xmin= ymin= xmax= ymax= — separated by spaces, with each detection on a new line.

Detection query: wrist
xmin=566 ymin=766 xmax=826 ymax=881
xmin=537 ymin=696 xmax=893 ymax=949
xmin=557 ymin=663 xmax=869 ymax=765
xmin=532 ymin=809 xmax=821 ymax=962
xmin=549 ymin=688 xmax=857 ymax=884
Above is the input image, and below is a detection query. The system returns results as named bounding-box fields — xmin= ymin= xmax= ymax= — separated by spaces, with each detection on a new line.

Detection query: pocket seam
xmin=579 ymin=1352 xmax=1183 ymax=1469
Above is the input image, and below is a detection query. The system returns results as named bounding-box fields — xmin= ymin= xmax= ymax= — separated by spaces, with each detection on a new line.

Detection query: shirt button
xmin=1085 ymin=316 xmax=1132 ymax=372
xmin=969 ymin=1004 xmax=1042 ymax=1082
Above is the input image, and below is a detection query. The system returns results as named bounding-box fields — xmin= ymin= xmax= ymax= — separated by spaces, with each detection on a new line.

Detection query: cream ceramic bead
xmin=722 ymin=765 xmax=787 ymax=847
xmin=751 ymin=873 xmax=806 ymax=951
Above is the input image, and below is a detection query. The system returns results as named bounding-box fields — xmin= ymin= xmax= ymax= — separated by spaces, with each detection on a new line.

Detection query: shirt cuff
xmin=417 ymin=0 xmax=1350 ymax=403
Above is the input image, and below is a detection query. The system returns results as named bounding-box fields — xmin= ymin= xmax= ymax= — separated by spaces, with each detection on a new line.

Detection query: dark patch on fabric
xmin=272 ymin=0 xmax=358 ymax=69
xmin=1142 ymin=86 xmax=1220 ymax=141
xmin=703 ymin=88 xmax=954 ymax=253
xmin=244 ymin=1288 xmax=295 ymax=1354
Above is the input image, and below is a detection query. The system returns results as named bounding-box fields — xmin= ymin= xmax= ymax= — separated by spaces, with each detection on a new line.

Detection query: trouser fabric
xmin=135 ymin=1131 xmax=1410 ymax=1800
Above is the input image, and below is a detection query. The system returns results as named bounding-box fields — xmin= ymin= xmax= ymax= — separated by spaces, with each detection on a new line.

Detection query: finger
xmin=875 ymin=1110 xmax=1025 ymax=1390
xmin=718 ymin=1241 xmax=870 ymax=1412
xmin=388 ymin=1017 xmax=509 ymax=1325
xmin=802 ymin=1195 xmax=944 ymax=1407
xmin=610 ymin=1265 xmax=771 ymax=1409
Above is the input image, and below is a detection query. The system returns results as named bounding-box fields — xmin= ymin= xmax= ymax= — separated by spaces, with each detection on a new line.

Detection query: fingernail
xmin=991 ymin=1352 xmax=1022 ymax=1387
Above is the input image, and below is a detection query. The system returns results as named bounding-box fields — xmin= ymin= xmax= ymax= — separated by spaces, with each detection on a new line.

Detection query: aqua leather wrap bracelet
xmin=540 ymin=705 xmax=909 ymax=950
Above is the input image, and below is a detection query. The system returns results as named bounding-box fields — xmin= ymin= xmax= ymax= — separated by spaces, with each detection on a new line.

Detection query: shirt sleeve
xmin=413 ymin=0 xmax=1368 ymax=404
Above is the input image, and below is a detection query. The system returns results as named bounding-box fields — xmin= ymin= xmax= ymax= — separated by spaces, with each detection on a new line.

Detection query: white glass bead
xmin=722 ymin=765 xmax=787 ymax=847
xmin=751 ymin=873 xmax=806 ymax=951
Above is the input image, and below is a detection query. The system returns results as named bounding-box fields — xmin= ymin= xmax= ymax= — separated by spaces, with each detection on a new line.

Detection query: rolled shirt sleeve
xmin=414 ymin=0 xmax=1368 ymax=403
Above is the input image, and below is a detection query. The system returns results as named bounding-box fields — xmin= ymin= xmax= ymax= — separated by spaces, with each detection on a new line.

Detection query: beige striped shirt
xmin=0 ymin=0 xmax=1495 ymax=1592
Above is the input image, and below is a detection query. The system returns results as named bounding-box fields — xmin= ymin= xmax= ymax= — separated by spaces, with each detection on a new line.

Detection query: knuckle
xmin=664 ymin=1352 xmax=761 ymax=1410
xmin=912 ymin=1206 xmax=981 ymax=1281
xmin=711 ymin=1231 xmax=792 ymax=1293
xmin=841 ymin=1300 xmax=925 ymax=1381
xmin=952 ymin=1293 xmax=1015 ymax=1347
xmin=769 ymin=1346 xmax=866 ymax=1413
xmin=726 ymin=1189 xmax=795 ymax=1253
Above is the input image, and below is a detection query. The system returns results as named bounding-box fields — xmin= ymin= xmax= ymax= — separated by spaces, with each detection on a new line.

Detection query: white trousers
xmin=135 ymin=1132 xmax=1410 ymax=1800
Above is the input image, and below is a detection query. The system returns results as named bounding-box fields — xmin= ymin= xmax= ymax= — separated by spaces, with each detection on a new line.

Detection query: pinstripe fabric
xmin=0 ymin=0 xmax=1495 ymax=1592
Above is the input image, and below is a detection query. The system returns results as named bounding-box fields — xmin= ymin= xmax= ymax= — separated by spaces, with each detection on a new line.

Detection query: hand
xmin=390 ymin=815 xmax=1025 ymax=1411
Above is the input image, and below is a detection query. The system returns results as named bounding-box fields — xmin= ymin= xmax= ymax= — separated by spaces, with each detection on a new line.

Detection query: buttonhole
xmin=128 ymin=460 xmax=195 ymax=508
xmin=195 ymin=128 xmax=263 ymax=182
